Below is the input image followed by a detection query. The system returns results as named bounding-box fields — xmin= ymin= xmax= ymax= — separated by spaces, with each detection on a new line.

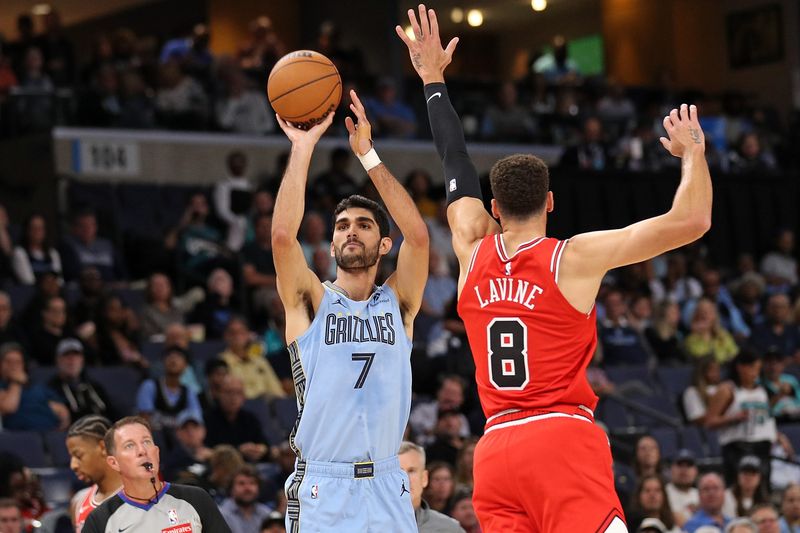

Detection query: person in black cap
xmin=260 ymin=510 xmax=286 ymax=533
xmin=722 ymin=455 xmax=770 ymax=518
xmin=704 ymin=348 xmax=776 ymax=484
xmin=161 ymin=411 xmax=212 ymax=481
xmin=665 ymin=449 xmax=700 ymax=526
xmin=47 ymin=338 xmax=116 ymax=421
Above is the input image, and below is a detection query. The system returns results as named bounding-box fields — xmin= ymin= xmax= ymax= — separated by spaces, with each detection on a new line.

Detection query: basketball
xmin=267 ymin=50 xmax=342 ymax=130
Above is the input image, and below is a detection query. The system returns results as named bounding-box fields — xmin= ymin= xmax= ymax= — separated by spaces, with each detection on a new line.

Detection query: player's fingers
xmin=418 ymin=4 xmax=431 ymax=37
xmin=669 ymin=107 xmax=679 ymax=126
xmin=689 ymin=103 xmax=698 ymax=123
xmin=395 ymin=25 xmax=412 ymax=47
xmin=662 ymin=115 xmax=674 ymax=133
xmin=659 ymin=137 xmax=671 ymax=152
xmin=679 ymin=103 xmax=688 ymax=122
xmin=408 ymin=9 xmax=423 ymax=40
xmin=344 ymin=116 xmax=356 ymax=135
xmin=350 ymin=89 xmax=365 ymax=111
xmin=444 ymin=37 xmax=459 ymax=59
xmin=429 ymin=9 xmax=440 ymax=42
xmin=275 ymin=114 xmax=291 ymax=133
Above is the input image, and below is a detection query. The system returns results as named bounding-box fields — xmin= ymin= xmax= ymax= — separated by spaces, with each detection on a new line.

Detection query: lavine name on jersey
xmin=473 ymin=277 xmax=544 ymax=310
xmin=324 ymin=312 xmax=397 ymax=345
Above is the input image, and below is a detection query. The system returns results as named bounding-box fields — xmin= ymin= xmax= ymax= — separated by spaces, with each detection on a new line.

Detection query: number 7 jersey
xmin=457 ymin=235 xmax=599 ymax=423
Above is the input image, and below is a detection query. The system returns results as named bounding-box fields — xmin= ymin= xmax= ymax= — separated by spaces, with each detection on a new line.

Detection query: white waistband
xmin=484 ymin=411 xmax=592 ymax=434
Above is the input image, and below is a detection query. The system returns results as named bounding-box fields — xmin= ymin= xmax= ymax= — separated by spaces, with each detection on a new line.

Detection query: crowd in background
xmin=0 ymin=7 xmax=799 ymax=533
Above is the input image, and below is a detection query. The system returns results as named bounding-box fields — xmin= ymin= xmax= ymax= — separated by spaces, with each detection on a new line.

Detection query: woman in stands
xmin=66 ymin=415 xmax=122 ymax=533
xmin=11 ymin=214 xmax=63 ymax=285
xmin=684 ymin=298 xmax=738 ymax=363
xmin=625 ymin=475 xmax=681 ymax=533
xmin=683 ymin=356 xmax=722 ymax=425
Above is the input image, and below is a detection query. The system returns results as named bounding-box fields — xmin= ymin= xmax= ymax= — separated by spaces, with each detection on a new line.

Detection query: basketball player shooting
xmin=271 ymin=92 xmax=429 ymax=532
xmin=397 ymin=5 xmax=712 ymax=532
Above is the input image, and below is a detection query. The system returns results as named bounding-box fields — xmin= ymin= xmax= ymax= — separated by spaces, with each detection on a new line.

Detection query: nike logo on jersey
xmin=426 ymin=92 xmax=442 ymax=103
xmin=118 ymin=526 xmax=134 ymax=532
xmin=400 ymin=481 xmax=410 ymax=497
xmin=332 ymin=298 xmax=345 ymax=307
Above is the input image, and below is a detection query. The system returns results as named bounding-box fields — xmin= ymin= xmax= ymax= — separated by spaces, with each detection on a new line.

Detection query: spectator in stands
xmin=0 ymin=41 xmax=19 ymax=99
xmin=259 ymin=512 xmax=285 ymax=533
xmin=19 ymin=46 xmax=53 ymax=92
xmin=161 ymin=412 xmax=212 ymax=483
xmin=220 ymin=465 xmax=273 ymax=533
xmin=598 ymin=289 xmax=652 ymax=366
xmin=761 ymin=349 xmax=800 ymax=421
xmin=0 ymin=498 xmax=23 ymax=533
xmin=160 ymin=24 xmax=214 ymax=84
xmin=405 ymin=169 xmax=438 ymax=219
xmin=449 ymin=491 xmax=480 ymax=533
xmin=480 ymin=81 xmax=537 ymax=142
xmin=309 ymin=148 xmax=358 ymax=215
xmin=238 ymin=16 xmax=286 ymax=81
xmin=422 ymin=462 xmax=455 ymax=515
xmin=11 ymin=214 xmax=62 ymax=285
xmin=313 ymin=20 xmax=365 ymax=84
xmin=219 ymin=317 xmax=283 ymax=400
xmin=299 ymin=212 xmax=335 ymax=280
xmin=454 ymin=437 xmax=477 ymax=493
xmin=425 ymin=409 xmax=466 ymax=466
xmin=71 ymin=267 xmax=106 ymax=340
xmin=684 ymin=269 xmax=751 ymax=341
xmin=200 ymin=359 xmax=228 ymax=412
xmin=726 ymin=518 xmax=758 ymax=533
xmin=558 ymin=116 xmax=611 ymax=171
xmin=727 ymin=133 xmax=778 ymax=175
xmin=155 ymin=60 xmax=208 ymax=130
xmin=760 ymin=230 xmax=797 ymax=295
xmin=748 ymin=504 xmax=781 ymax=533
xmin=665 ymin=449 xmax=699 ymax=528
xmin=750 ymin=294 xmax=800 ymax=359
xmin=61 ymin=209 xmax=127 ymax=282
xmin=779 ymin=484 xmax=800 ymax=532
xmin=722 ymin=456 xmax=770 ymax=519
xmin=202 ymin=444 xmax=245 ymax=504
xmin=166 ymin=192 xmax=228 ymax=289
xmin=651 ymin=253 xmax=703 ymax=304
xmin=244 ymin=189 xmax=274 ymax=243
xmin=685 ymin=473 xmax=731 ymax=533
xmin=364 ymin=77 xmax=416 ymax=138
xmin=204 ymin=375 xmax=269 ymax=462
xmin=78 ymin=64 xmax=122 ymax=127
xmin=732 ymin=275 xmax=765 ymax=332
xmin=706 ymin=349 xmax=776 ymax=485
xmin=140 ymin=273 xmax=185 ymax=340
xmin=0 ymin=342 xmax=69 ymax=431
xmin=47 ymin=338 xmax=115 ymax=422
xmin=633 ymin=435 xmax=663 ymax=482
xmin=684 ymin=357 xmax=723 ymax=425
xmin=0 ymin=293 xmax=23 ymax=347
xmin=615 ymin=119 xmax=675 ymax=172
xmin=28 ymin=296 xmax=73 ymax=366
xmin=241 ymin=213 xmax=276 ymax=324
xmin=398 ymin=442 xmax=464 ymax=533
xmin=36 ymin=9 xmax=75 ymax=87
xmin=645 ymin=300 xmax=686 ymax=365
xmin=189 ymin=268 xmax=238 ymax=340
xmin=629 ymin=294 xmax=654 ymax=333
xmin=136 ymin=345 xmax=202 ymax=435
xmin=216 ymin=68 xmax=274 ymax=136
xmin=18 ymin=271 xmax=61 ymax=343
xmin=597 ymin=79 xmax=637 ymax=135
xmin=684 ymin=298 xmax=739 ymax=364
xmin=416 ymin=248 xmax=457 ymax=356
xmin=626 ymin=475 xmax=680 ymax=533
xmin=95 ymin=294 xmax=146 ymax=368
xmin=118 ymin=69 xmax=156 ymax=129
xmin=410 ymin=375 xmax=470 ymax=447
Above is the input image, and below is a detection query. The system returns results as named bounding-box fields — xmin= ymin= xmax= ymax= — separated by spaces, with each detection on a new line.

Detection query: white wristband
xmin=357 ymin=148 xmax=381 ymax=171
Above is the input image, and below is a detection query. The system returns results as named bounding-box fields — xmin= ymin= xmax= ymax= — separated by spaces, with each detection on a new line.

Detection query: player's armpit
xmin=447 ymin=197 xmax=499 ymax=263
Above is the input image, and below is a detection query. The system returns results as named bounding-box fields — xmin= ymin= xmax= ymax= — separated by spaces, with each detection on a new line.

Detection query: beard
xmin=233 ymin=494 xmax=258 ymax=507
xmin=334 ymin=240 xmax=380 ymax=271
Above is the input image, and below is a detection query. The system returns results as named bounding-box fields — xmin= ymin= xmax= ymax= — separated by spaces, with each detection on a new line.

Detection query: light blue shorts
xmin=285 ymin=456 xmax=417 ymax=533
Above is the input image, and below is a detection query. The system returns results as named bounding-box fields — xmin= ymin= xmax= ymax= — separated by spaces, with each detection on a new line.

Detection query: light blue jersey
xmin=288 ymin=282 xmax=413 ymax=463
xmin=285 ymin=282 xmax=416 ymax=532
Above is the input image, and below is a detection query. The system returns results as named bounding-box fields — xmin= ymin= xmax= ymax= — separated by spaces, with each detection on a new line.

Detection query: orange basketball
xmin=267 ymin=50 xmax=342 ymax=130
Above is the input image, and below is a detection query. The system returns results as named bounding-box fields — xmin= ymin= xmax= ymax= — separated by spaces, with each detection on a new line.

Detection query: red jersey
xmin=458 ymin=234 xmax=598 ymax=425
xmin=73 ymin=485 xmax=98 ymax=533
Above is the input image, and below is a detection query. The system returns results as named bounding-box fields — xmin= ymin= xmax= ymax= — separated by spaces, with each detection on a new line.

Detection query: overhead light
xmin=531 ymin=0 xmax=547 ymax=11
xmin=31 ymin=3 xmax=52 ymax=15
xmin=404 ymin=25 xmax=416 ymax=41
xmin=451 ymin=8 xmax=464 ymax=23
xmin=467 ymin=9 xmax=483 ymax=27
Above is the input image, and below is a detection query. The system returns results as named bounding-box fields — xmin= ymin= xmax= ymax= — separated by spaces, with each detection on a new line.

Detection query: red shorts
xmin=473 ymin=412 xmax=626 ymax=533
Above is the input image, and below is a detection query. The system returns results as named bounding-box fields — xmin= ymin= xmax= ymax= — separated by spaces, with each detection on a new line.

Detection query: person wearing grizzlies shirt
xmin=271 ymin=91 xmax=429 ymax=532
xmin=82 ymin=416 xmax=230 ymax=533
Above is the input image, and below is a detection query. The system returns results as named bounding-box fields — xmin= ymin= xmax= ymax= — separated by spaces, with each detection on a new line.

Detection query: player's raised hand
xmin=344 ymin=89 xmax=373 ymax=156
xmin=395 ymin=4 xmax=459 ymax=84
xmin=276 ymin=111 xmax=335 ymax=147
xmin=659 ymin=103 xmax=705 ymax=158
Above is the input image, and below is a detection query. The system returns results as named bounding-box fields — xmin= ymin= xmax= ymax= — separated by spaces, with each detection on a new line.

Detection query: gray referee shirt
xmin=82 ymin=482 xmax=231 ymax=533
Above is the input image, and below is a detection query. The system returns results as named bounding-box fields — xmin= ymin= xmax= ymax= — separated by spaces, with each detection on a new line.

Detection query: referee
xmin=83 ymin=416 xmax=230 ymax=533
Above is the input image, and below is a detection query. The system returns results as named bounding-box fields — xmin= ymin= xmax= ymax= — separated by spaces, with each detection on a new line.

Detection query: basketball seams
xmin=278 ymin=82 xmax=341 ymax=120
xmin=267 ymin=59 xmax=337 ymax=81
xmin=269 ymin=72 xmax=340 ymax=104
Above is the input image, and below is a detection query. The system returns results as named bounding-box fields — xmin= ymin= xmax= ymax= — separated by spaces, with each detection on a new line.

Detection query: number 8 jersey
xmin=458 ymin=235 xmax=598 ymax=426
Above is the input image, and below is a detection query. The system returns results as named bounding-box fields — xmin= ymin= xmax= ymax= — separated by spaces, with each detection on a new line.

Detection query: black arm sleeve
xmin=424 ymin=83 xmax=483 ymax=205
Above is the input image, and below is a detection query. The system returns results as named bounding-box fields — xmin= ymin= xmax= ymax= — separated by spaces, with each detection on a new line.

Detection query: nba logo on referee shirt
xmin=311 ymin=484 xmax=319 ymax=499
xmin=168 ymin=509 xmax=178 ymax=524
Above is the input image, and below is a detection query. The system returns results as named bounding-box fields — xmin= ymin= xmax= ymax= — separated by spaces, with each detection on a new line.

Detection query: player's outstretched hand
xmin=395 ymin=4 xmax=459 ymax=84
xmin=276 ymin=111 xmax=334 ymax=147
xmin=344 ymin=89 xmax=373 ymax=156
xmin=660 ymin=103 xmax=705 ymax=158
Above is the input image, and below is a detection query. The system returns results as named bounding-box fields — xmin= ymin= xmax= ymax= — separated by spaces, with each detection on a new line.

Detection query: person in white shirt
xmin=666 ymin=448 xmax=700 ymax=528
xmin=214 ymin=151 xmax=253 ymax=251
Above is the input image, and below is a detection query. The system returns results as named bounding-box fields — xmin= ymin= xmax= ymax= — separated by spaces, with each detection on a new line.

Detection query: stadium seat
xmin=655 ymin=366 xmax=693 ymax=398
xmin=604 ymin=366 xmax=653 ymax=389
xmin=189 ymin=340 xmax=226 ymax=365
xmin=5 ymin=284 xmax=35 ymax=312
xmin=679 ymin=426 xmax=706 ymax=458
xmin=142 ymin=341 xmax=164 ymax=364
xmin=243 ymin=398 xmax=286 ymax=445
xmin=271 ymin=397 xmax=299 ymax=435
xmin=628 ymin=395 xmax=682 ymax=428
xmin=29 ymin=366 xmax=57 ymax=385
xmin=0 ymin=431 xmax=47 ymax=467
xmin=596 ymin=397 xmax=630 ymax=431
xmin=31 ymin=467 xmax=78 ymax=507
xmin=651 ymin=426 xmax=678 ymax=460
xmin=779 ymin=423 xmax=800 ymax=448
xmin=115 ymin=287 xmax=146 ymax=315
xmin=115 ymin=184 xmax=162 ymax=237
xmin=85 ymin=366 xmax=143 ymax=416
xmin=44 ymin=431 xmax=70 ymax=467
xmin=703 ymin=428 xmax=722 ymax=457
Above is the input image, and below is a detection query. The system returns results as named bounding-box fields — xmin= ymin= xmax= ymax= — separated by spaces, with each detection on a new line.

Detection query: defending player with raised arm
xmin=398 ymin=5 xmax=711 ymax=533
xmin=270 ymin=94 xmax=429 ymax=533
